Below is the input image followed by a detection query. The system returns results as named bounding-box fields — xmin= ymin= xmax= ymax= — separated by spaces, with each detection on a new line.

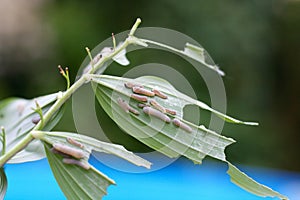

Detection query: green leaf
xmin=227 ymin=162 xmax=288 ymax=200
xmin=90 ymin=74 xmax=287 ymax=199
xmin=90 ymin=74 xmax=236 ymax=163
xmin=90 ymin=74 xmax=257 ymax=125
xmin=32 ymin=131 xmax=151 ymax=169
xmin=0 ymin=93 xmax=64 ymax=163
xmin=0 ymin=168 xmax=7 ymax=200
xmin=33 ymin=131 xmax=150 ymax=199
xmin=137 ymin=38 xmax=226 ymax=76
xmin=44 ymin=143 xmax=115 ymax=200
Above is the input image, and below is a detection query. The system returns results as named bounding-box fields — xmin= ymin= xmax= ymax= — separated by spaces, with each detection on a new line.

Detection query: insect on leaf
xmin=0 ymin=93 xmax=64 ymax=164
xmin=34 ymin=131 xmax=151 ymax=169
xmin=32 ymin=130 xmax=151 ymax=199
xmin=89 ymin=74 xmax=287 ymax=199
xmin=44 ymin=143 xmax=115 ymax=200
xmin=90 ymin=74 xmax=236 ymax=163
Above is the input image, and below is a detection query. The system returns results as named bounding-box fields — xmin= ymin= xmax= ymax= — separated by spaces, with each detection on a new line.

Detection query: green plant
xmin=0 ymin=19 xmax=288 ymax=200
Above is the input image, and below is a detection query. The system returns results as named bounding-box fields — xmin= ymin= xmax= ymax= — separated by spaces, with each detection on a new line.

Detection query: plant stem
xmin=0 ymin=18 xmax=142 ymax=167
xmin=129 ymin=18 xmax=141 ymax=36
xmin=0 ymin=133 xmax=34 ymax=166
xmin=1 ymin=127 xmax=6 ymax=156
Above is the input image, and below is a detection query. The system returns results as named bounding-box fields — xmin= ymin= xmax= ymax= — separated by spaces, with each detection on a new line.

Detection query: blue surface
xmin=4 ymin=157 xmax=300 ymax=200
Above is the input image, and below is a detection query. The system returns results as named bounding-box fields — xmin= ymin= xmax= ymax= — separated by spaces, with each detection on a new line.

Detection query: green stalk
xmin=0 ymin=18 xmax=142 ymax=167
xmin=1 ymin=127 xmax=6 ymax=156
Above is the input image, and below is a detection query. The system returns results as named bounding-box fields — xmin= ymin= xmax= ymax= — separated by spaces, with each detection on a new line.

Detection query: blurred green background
xmin=0 ymin=0 xmax=299 ymax=171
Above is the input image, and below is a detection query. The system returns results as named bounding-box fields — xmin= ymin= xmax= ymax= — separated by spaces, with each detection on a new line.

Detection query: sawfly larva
xmin=143 ymin=107 xmax=170 ymax=123
xmin=124 ymin=82 xmax=143 ymax=89
xmin=172 ymin=118 xmax=192 ymax=133
xmin=165 ymin=108 xmax=177 ymax=115
xmin=138 ymin=103 xmax=149 ymax=108
xmin=117 ymin=98 xmax=140 ymax=115
xmin=53 ymin=143 xmax=85 ymax=159
xmin=66 ymin=137 xmax=84 ymax=148
xmin=150 ymin=100 xmax=166 ymax=113
xmin=152 ymin=89 xmax=168 ymax=99
xmin=132 ymin=87 xmax=155 ymax=97
xmin=131 ymin=94 xmax=148 ymax=102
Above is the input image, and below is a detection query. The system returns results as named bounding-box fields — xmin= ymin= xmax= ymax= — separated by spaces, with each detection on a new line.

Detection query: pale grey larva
xmin=137 ymin=103 xmax=149 ymax=108
xmin=172 ymin=118 xmax=192 ymax=133
xmin=165 ymin=108 xmax=177 ymax=115
xmin=124 ymin=82 xmax=143 ymax=89
xmin=132 ymin=87 xmax=155 ymax=97
xmin=143 ymin=107 xmax=171 ymax=123
xmin=53 ymin=143 xmax=85 ymax=159
xmin=150 ymin=100 xmax=166 ymax=113
xmin=117 ymin=97 xmax=140 ymax=115
xmin=130 ymin=94 xmax=148 ymax=102
xmin=152 ymin=89 xmax=168 ymax=99
xmin=117 ymin=97 xmax=130 ymax=113
xmin=66 ymin=137 xmax=84 ymax=148
xmin=50 ymin=148 xmax=71 ymax=158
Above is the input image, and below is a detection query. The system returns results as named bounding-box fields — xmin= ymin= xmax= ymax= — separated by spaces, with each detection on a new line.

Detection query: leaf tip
xmin=227 ymin=162 xmax=289 ymax=200
xmin=244 ymin=121 xmax=259 ymax=126
xmin=215 ymin=65 xmax=225 ymax=76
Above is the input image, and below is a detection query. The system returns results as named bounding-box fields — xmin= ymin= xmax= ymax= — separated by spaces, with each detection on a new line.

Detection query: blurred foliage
xmin=0 ymin=0 xmax=299 ymax=171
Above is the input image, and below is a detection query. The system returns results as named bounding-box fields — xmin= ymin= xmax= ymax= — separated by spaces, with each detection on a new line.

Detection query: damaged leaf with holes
xmin=90 ymin=74 xmax=250 ymax=162
xmin=89 ymin=74 xmax=287 ymax=200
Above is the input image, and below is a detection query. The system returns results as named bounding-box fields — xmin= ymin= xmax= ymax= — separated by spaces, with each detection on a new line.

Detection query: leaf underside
xmin=91 ymin=74 xmax=288 ymax=200
xmin=40 ymin=129 xmax=152 ymax=200
xmin=0 ymin=93 xmax=64 ymax=164
xmin=93 ymin=75 xmax=235 ymax=164
xmin=39 ymin=131 xmax=151 ymax=169
xmin=44 ymin=143 xmax=114 ymax=200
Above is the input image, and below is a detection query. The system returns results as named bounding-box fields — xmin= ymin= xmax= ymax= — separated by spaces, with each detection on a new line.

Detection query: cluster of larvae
xmin=51 ymin=137 xmax=90 ymax=170
xmin=117 ymin=81 xmax=192 ymax=133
